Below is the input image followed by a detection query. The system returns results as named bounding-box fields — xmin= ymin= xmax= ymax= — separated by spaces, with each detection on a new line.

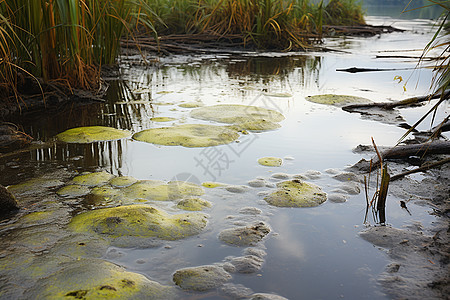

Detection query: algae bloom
xmin=264 ymin=179 xmax=327 ymax=207
xmin=24 ymin=259 xmax=177 ymax=299
xmin=258 ymin=157 xmax=283 ymax=167
xmin=190 ymin=104 xmax=284 ymax=126
xmin=150 ymin=117 xmax=176 ymax=122
xmin=132 ymin=124 xmax=240 ymax=147
xmin=121 ymin=180 xmax=205 ymax=202
xmin=72 ymin=171 xmax=115 ymax=187
xmin=176 ymin=198 xmax=212 ymax=211
xmin=56 ymin=126 xmax=131 ymax=143
xmin=306 ymin=94 xmax=371 ymax=107
xmin=69 ymin=205 xmax=208 ymax=240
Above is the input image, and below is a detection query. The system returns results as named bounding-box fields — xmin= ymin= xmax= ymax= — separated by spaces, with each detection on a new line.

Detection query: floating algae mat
xmin=306 ymin=94 xmax=372 ymax=107
xmin=69 ymin=204 xmax=208 ymax=240
xmin=72 ymin=171 xmax=115 ymax=187
xmin=23 ymin=259 xmax=177 ymax=299
xmin=132 ymin=124 xmax=240 ymax=147
xmin=176 ymin=197 xmax=212 ymax=211
xmin=56 ymin=126 xmax=131 ymax=143
xmin=258 ymin=157 xmax=283 ymax=167
xmin=264 ymin=179 xmax=327 ymax=207
xmin=56 ymin=172 xmax=205 ymax=205
xmin=190 ymin=104 xmax=285 ymax=125
xmin=121 ymin=180 xmax=205 ymax=202
xmin=150 ymin=117 xmax=176 ymax=122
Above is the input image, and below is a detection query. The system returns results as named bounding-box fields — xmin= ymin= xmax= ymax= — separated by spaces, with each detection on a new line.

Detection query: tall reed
xmin=0 ymin=0 xmax=157 ymax=91
xmin=146 ymin=0 xmax=364 ymax=50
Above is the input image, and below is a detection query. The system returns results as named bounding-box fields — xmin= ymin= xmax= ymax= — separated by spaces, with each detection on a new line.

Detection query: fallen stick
xmin=370 ymin=140 xmax=450 ymax=168
xmin=390 ymin=157 xmax=450 ymax=181
xmin=342 ymin=90 xmax=449 ymax=111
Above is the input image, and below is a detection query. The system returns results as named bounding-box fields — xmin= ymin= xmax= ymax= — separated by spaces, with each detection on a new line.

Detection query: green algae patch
xmin=219 ymin=222 xmax=270 ymax=247
xmin=109 ymin=176 xmax=138 ymax=188
xmin=258 ymin=157 xmax=283 ymax=167
xmin=72 ymin=171 xmax=115 ymax=187
xmin=306 ymin=94 xmax=372 ymax=107
xmin=202 ymin=182 xmax=224 ymax=188
xmin=151 ymin=117 xmax=176 ymax=122
xmin=132 ymin=124 xmax=239 ymax=147
xmin=190 ymin=104 xmax=284 ymax=125
xmin=69 ymin=205 xmax=208 ymax=240
xmin=121 ymin=180 xmax=204 ymax=202
xmin=169 ymin=181 xmax=205 ymax=198
xmin=87 ymin=185 xmax=121 ymax=205
xmin=263 ymin=92 xmax=293 ymax=97
xmin=264 ymin=180 xmax=327 ymax=207
xmin=179 ymin=102 xmax=204 ymax=108
xmin=231 ymin=119 xmax=281 ymax=132
xmin=177 ymin=198 xmax=212 ymax=211
xmin=24 ymin=259 xmax=177 ymax=300
xmin=173 ymin=265 xmax=231 ymax=291
xmin=57 ymin=185 xmax=91 ymax=198
xmin=56 ymin=126 xmax=131 ymax=143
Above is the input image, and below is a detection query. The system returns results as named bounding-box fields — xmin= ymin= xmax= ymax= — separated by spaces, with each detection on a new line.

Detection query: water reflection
xmin=363 ymin=0 xmax=445 ymax=19
xmin=30 ymin=140 xmax=125 ymax=176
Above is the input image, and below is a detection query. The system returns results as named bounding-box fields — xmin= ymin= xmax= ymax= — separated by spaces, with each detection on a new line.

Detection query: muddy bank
xmin=349 ymin=150 xmax=450 ymax=299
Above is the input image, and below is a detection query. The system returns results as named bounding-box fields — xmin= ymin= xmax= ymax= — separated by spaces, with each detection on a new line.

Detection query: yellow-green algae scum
xmin=305 ymin=94 xmax=372 ymax=107
xmin=190 ymin=104 xmax=285 ymax=131
xmin=69 ymin=205 xmax=208 ymax=240
xmin=55 ymin=126 xmax=131 ymax=143
xmin=26 ymin=259 xmax=177 ymax=299
xmin=258 ymin=157 xmax=283 ymax=167
xmin=130 ymin=104 xmax=285 ymax=147
xmin=132 ymin=124 xmax=240 ymax=147
xmin=56 ymin=171 xmax=206 ymax=205
xmin=265 ymin=179 xmax=327 ymax=207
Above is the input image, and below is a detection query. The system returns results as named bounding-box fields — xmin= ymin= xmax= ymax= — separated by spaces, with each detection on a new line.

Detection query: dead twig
xmin=390 ymin=157 xmax=450 ymax=181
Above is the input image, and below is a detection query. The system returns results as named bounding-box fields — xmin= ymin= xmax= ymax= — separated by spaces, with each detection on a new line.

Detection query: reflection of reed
xmin=102 ymin=79 xmax=156 ymax=132
xmin=226 ymin=55 xmax=322 ymax=87
xmin=31 ymin=139 xmax=125 ymax=175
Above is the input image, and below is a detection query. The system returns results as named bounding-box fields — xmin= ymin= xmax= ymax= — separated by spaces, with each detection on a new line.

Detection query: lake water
xmin=1 ymin=16 xmax=447 ymax=299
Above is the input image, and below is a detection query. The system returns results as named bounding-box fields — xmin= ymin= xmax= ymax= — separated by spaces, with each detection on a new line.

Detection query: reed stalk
xmin=0 ymin=0 xmax=157 ymax=91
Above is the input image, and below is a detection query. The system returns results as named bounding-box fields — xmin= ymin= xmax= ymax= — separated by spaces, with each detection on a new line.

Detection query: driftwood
xmin=323 ymin=24 xmax=404 ymax=36
xmin=336 ymin=67 xmax=413 ymax=73
xmin=122 ymin=23 xmax=402 ymax=55
xmin=342 ymin=90 xmax=450 ymax=111
xmin=370 ymin=140 xmax=450 ymax=168
xmin=0 ymin=123 xmax=33 ymax=153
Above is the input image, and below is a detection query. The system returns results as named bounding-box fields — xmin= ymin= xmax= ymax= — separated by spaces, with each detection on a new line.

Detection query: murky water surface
xmin=1 ymin=17 xmax=448 ymax=299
